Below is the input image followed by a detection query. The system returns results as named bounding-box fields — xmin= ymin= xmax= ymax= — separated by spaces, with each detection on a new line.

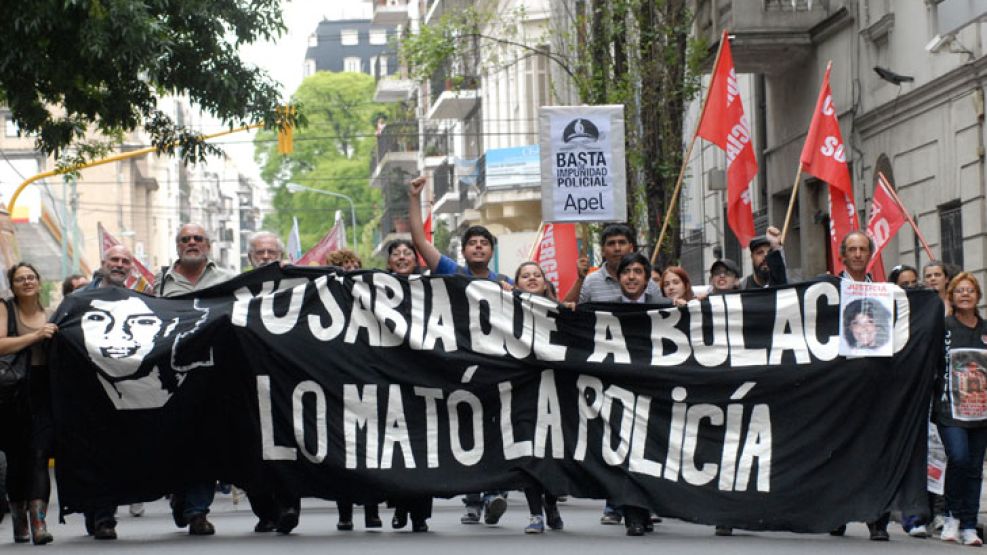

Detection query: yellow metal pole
xmin=9 ymin=123 xmax=264 ymax=212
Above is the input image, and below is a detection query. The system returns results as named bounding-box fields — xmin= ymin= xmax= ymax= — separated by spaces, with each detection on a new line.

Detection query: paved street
xmin=0 ymin=493 xmax=970 ymax=553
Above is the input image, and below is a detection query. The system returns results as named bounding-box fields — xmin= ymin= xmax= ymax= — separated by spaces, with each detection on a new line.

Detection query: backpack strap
xmin=4 ymin=298 xmax=17 ymax=338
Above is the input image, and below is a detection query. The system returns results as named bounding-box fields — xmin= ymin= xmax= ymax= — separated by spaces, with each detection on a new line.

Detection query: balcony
xmin=468 ymin=147 xmax=542 ymax=229
xmin=431 ymin=161 xmax=461 ymax=214
xmin=692 ymin=0 xmax=850 ymax=74
xmin=423 ymin=126 xmax=451 ymax=167
xmin=370 ymin=122 xmax=419 ymax=189
xmin=372 ymin=0 xmax=409 ymax=26
xmin=424 ymin=0 xmax=468 ymax=25
xmin=374 ymin=76 xmax=416 ymax=103
xmin=426 ymin=60 xmax=480 ymax=120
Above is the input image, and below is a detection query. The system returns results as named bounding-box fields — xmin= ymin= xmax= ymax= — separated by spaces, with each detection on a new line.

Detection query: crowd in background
xmin=0 ymin=175 xmax=981 ymax=545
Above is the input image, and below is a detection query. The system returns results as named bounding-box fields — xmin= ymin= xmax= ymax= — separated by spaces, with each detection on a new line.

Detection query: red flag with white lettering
xmin=695 ymin=30 xmax=758 ymax=247
xmin=865 ymin=176 xmax=906 ymax=276
xmin=800 ymin=63 xmax=857 ymax=273
xmin=531 ymin=223 xmax=579 ymax=299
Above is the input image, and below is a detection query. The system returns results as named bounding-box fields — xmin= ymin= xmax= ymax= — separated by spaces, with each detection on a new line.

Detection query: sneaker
xmin=600 ymin=513 xmax=622 ymax=525
xmin=484 ymin=496 xmax=507 ymax=525
xmin=545 ymin=505 xmax=564 ymax=530
xmin=525 ymin=515 xmax=545 ymax=534
xmin=460 ymin=508 xmax=481 ymax=525
xmin=129 ymin=503 xmax=144 ymax=518
xmin=908 ymin=524 xmax=929 ymax=538
xmin=962 ymin=529 xmax=983 ymax=546
xmin=942 ymin=517 xmax=960 ymax=542
xmin=931 ymin=514 xmax=946 ymax=534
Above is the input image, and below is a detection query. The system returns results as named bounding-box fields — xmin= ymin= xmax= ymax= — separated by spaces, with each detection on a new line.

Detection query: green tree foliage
xmin=398 ymin=0 xmax=705 ymax=264
xmin=0 ymin=0 xmax=289 ymax=162
xmin=254 ymin=71 xmax=384 ymax=265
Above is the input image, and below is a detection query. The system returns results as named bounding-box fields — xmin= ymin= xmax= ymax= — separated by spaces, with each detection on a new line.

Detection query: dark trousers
xmin=938 ymin=424 xmax=987 ymax=529
xmin=84 ymin=506 xmax=117 ymax=532
xmin=0 ymin=393 xmax=47 ymax=502
xmin=523 ymin=487 xmax=557 ymax=516
xmin=246 ymin=490 xmax=300 ymax=523
xmin=393 ymin=497 xmax=432 ymax=523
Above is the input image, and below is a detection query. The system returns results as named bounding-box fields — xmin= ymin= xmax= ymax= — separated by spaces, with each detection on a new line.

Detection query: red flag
xmin=531 ymin=223 xmax=579 ymax=299
xmin=800 ymin=63 xmax=857 ymax=273
xmin=865 ymin=176 xmax=906 ymax=276
xmin=695 ymin=30 xmax=758 ymax=247
xmin=296 ymin=221 xmax=345 ymax=266
xmin=97 ymin=223 xmax=156 ymax=293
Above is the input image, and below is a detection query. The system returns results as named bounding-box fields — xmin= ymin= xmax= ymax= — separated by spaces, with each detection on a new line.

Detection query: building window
xmin=303 ymin=59 xmax=316 ymax=77
xmin=939 ymin=200 xmax=963 ymax=269
xmin=344 ymin=57 xmax=361 ymax=73
xmin=4 ymin=118 xmax=18 ymax=137
xmin=307 ymin=33 xmax=318 ymax=47
xmin=369 ymin=56 xmax=378 ymax=78
xmin=370 ymin=30 xmax=387 ymax=45
xmin=379 ymin=56 xmax=388 ymax=77
xmin=341 ymin=29 xmax=359 ymax=46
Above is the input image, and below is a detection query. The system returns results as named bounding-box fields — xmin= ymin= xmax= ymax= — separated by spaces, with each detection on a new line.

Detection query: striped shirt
xmin=578 ymin=266 xmax=662 ymax=303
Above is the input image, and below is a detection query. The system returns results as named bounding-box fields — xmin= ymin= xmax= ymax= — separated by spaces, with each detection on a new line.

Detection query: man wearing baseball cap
xmin=741 ymin=226 xmax=788 ymax=290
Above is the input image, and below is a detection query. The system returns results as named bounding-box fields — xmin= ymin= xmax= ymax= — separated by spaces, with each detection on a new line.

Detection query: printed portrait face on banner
xmin=81 ymin=296 xmax=213 ymax=410
xmin=841 ymin=299 xmax=891 ymax=350
xmin=949 ymin=349 xmax=987 ymax=421
xmin=83 ymin=298 xmax=163 ymax=378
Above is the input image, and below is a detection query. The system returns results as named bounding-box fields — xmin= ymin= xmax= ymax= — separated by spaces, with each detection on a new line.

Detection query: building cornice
xmin=856 ymin=55 xmax=987 ymax=139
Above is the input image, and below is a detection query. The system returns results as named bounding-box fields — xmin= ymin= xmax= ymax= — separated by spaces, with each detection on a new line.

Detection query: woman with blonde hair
xmin=934 ymin=272 xmax=987 ymax=546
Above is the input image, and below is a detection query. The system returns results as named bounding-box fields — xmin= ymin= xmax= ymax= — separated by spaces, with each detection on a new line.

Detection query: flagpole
xmin=528 ymin=222 xmax=546 ymax=260
xmin=779 ymin=166 xmax=803 ymax=245
xmin=650 ymin=29 xmax=730 ymax=267
xmin=878 ymin=172 xmax=935 ymax=260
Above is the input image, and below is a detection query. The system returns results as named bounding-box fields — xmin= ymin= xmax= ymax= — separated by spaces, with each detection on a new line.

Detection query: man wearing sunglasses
xmin=154 ymin=224 xmax=235 ymax=535
xmin=156 ymin=224 xmax=235 ymax=298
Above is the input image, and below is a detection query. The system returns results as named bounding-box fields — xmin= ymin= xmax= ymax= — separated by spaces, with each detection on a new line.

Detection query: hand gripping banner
xmin=48 ymin=265 xmax=941 ymax=532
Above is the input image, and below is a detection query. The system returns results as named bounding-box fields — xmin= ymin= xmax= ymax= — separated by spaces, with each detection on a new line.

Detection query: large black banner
xmin=49 ymin=264 xmax=941 ymax=532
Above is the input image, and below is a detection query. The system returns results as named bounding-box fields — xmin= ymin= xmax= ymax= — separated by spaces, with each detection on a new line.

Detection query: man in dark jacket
xmin=741 ymin=226 xmax=787 ymax=289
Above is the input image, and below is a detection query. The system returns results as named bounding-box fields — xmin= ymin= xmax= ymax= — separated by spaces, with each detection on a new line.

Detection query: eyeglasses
xmin=954 ymin=288 xmax=977 ymax=295
xmin=12 ymin=275 xmax=37 ymax=284
xmin=179 ymin=235 xmax=205 ymax=244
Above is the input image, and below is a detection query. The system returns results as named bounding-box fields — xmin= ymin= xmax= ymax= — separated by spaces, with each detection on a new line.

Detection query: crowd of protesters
xmin=0 ymin=175 xmax=981 ymax=544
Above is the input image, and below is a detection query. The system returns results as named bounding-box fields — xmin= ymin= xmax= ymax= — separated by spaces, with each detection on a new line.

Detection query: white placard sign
xmin=539 ymin=105 xmax=626 ymax=222
xmin=838 ymin=280 xmax=895 ymax=357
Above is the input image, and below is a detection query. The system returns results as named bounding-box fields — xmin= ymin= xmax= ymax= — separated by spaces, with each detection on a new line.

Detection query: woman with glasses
xmin=383 ymin=239 xmax=433 ymax=532
xmin=386 ymin=239 xmax=421 ymax=277
xmin=0 ymin=263 xmax=57 ymax=544
xmin=934 ymin=272 xmax=987 ymax=546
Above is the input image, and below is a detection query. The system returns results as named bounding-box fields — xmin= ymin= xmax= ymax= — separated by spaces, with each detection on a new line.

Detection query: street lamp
xmin=285 ymin=183 xmax=358 ymax=248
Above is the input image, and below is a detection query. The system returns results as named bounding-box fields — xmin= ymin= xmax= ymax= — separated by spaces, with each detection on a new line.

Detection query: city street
xmin=0 ymin=493 xmax=966 ymax=553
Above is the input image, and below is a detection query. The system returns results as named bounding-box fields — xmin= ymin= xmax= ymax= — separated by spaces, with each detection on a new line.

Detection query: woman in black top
xmin=933 ymin=272 xmax=987 ymax=546
xmin=0 ymin=263 xmax=58 ymax=544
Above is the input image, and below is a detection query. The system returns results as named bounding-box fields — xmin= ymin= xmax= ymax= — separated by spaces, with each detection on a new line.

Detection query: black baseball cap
xmin=710 ymin=258 xmax=741 ymax=277
xmin=748 ymin=235 xmax=770 ymax=252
